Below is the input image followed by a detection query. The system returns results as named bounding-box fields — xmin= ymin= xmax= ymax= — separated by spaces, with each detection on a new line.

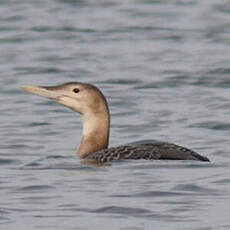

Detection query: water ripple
xmin=2 ymin=0 xmax=230 ymax=229
xmin=12 ymin=185 xmax=54 ymax=193
xmin=0 ymin=158 xmax=21 ymax=166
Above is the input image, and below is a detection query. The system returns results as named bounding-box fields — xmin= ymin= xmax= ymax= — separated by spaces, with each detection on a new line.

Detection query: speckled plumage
xmin=85 ymin=141 xmax=210 ymax=163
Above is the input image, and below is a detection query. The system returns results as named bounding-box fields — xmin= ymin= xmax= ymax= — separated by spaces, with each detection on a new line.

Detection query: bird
xmin=21 ymin=82 xmax=210 ymax=164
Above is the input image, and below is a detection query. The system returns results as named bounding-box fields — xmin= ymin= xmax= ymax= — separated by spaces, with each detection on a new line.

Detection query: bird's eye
xmin=73 ymin=88 xmax=80 ymax=93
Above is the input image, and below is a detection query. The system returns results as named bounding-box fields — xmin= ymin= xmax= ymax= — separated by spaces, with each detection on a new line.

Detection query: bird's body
xmin=21 ymin=82 xmax=210 ymax=163
xmin=85 ymin=141 xmax=209 ymax=163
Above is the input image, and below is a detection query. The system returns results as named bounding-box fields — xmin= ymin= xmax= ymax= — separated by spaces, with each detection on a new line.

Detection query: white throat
xmin=77 ymin=108 xmax=110 ymax=158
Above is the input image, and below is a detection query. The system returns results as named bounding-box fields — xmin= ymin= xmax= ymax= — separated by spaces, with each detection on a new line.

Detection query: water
xmin=1 ymin=0 xmax=230 ymax=229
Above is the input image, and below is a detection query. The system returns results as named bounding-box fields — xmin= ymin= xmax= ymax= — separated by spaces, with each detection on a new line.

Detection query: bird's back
xmin=85 ymin=140 xmax=210 ymax=163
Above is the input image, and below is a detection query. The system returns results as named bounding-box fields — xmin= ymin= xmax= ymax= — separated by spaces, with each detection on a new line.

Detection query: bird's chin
xmin=56 ymin=96 xmax=80 ymax=112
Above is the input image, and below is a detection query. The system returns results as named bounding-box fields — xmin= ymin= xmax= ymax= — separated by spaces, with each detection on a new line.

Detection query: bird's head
xmin=21 ymin=82 xmax=109 ymax=116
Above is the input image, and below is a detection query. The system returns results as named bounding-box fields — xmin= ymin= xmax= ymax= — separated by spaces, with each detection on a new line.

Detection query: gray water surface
xmin=1 ymin=0 xmax=230 ymax=229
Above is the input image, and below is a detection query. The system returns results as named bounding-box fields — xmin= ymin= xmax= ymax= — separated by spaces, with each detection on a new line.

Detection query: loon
xmin=21 ymin=82 xmax=210 ymax=163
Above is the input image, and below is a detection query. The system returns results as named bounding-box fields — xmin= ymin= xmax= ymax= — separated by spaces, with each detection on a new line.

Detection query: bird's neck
xmin=77 ymin=111 xmax=110 ymax=158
